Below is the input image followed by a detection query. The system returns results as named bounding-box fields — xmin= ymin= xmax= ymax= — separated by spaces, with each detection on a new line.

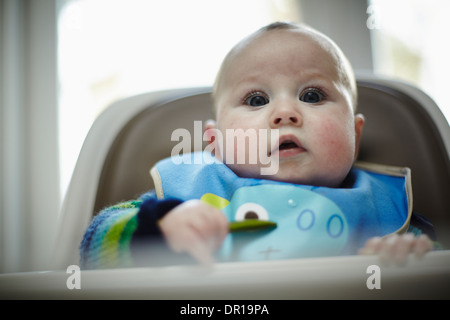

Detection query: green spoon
xmin=229 ymin=220 xmax=277 ymax=233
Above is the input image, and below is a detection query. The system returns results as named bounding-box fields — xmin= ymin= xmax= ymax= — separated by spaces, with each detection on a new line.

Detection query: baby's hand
xmin=159 ymin=199 xmax=229 ymax=266
xmin=358 ymin=233 xmax=434 ymax=265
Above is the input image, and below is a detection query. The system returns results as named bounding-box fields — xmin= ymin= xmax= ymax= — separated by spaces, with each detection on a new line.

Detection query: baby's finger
xmin=188 ymin=241 xmax=215 ymax=266
xmin=194 ymin=208 xmax=229 ymax=250
xmin=379 ymin=234 xmax=400 ymax=265
xmin=392 ymin=233 xmax=414 ymax=266
xmin=186 ymin=215 xmax=222 ymax=252
xmin=413 ymin=234 xmax=434 ymax=258
xmin=167 ymin=228 xmax=215 ymax=266
xmin=358 ymin=236 xmax=383 ymax=255
xmin=212 ymin=211 xmax=230 ymax=249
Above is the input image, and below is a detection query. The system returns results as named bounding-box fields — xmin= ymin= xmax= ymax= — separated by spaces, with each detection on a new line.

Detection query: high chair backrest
xmin=52 ymin=75 xmax=450 ymax=269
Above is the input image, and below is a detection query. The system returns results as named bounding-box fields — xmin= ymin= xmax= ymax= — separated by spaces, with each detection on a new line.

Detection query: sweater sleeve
xmin=79 ymin=192 xmax=182 ymax=269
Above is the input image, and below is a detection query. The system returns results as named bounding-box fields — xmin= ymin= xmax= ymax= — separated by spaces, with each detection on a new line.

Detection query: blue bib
xmin=150 ymin=152 xmax=412 ymax=261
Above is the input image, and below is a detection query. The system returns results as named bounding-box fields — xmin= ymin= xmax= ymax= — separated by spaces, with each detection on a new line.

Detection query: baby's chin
xmin=228 ymin=163 xmax=346 ymax=188
xmin=265 ymin=172 xmax=346 ymax=188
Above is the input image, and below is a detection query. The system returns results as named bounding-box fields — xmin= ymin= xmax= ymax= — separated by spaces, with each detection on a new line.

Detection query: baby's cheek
xmin=316 ymin=120 xmax=355 ymax=164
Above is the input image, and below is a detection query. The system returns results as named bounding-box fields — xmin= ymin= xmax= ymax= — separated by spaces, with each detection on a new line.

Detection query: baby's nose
xmin=273 ymin=116 xmax=299 ymax=125
xmin=271 ymin=106 xmax=302 ymax=127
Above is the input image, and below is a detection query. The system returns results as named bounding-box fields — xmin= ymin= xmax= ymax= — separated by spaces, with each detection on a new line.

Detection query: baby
xmin=80 ymin=22 xmax=435 ymax=269
xmin=160 ymin=22 xmax=434 ymax=265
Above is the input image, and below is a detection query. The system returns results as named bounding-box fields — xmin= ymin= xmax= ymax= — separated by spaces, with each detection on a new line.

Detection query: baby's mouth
xmin=270 ymin=135 xmax=306 ymax=158
xmin=279 ymin=141 xmax=299 ymax=150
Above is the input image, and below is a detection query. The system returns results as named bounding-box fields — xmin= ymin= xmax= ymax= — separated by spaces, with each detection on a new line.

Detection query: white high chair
xmin=2 ymin=74 xmax=449 ymax=299
xmin=53 ymin=74 xmax=450 ymax=269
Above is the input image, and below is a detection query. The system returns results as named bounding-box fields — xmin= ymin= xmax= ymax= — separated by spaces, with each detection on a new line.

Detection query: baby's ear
xmin=203 ymin=119 xmax=224 ymax=160
xmin=203 ymin=119 xmax=217 ymax=144
xmin=354 ymin=114 xmax=365 ymax=160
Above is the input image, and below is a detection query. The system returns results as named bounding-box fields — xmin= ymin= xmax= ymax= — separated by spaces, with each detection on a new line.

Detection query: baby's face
xmin=207 ymin=29 xmax=364 ymax=187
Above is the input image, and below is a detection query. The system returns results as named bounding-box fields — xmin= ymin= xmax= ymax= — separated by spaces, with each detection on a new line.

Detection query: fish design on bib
xmin=201 ymin=184 xmax=349 ymax=262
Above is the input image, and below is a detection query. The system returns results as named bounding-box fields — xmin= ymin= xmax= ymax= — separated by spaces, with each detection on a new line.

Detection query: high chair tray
xmin=2 ymin=250 xmax=449 ymax=300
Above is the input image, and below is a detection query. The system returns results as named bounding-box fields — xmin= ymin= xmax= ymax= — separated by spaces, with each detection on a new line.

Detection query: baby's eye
xmin=299 ymin=88 xmax=325 ymax=104
xmin=244 ymin=92 xmax=269 ymax=107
